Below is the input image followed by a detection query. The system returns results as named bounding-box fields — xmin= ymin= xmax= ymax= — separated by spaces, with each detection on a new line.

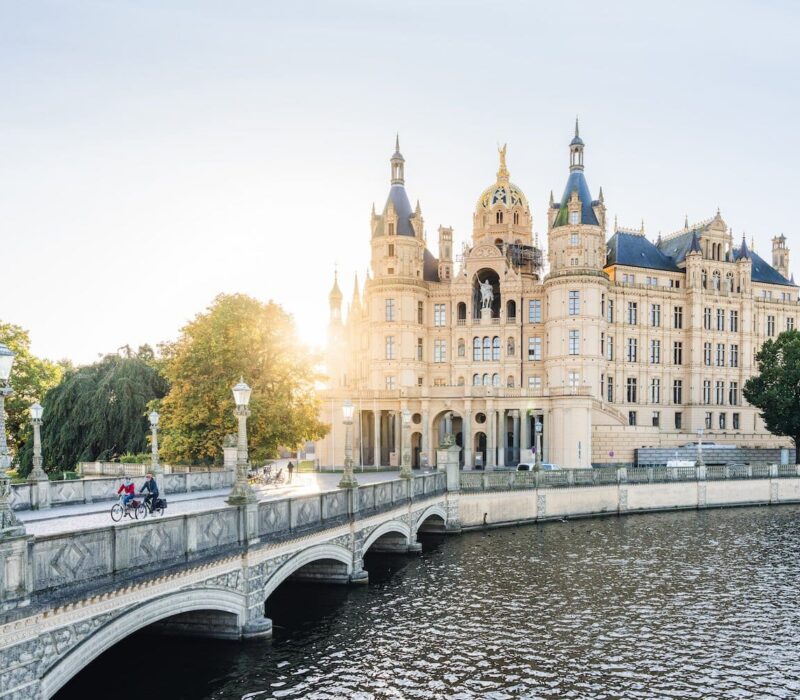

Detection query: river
xmin=58 ymin=505 xmax=800 ymax=699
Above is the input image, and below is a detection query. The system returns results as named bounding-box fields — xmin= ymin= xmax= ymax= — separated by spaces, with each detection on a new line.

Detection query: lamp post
xmin=27 ymin=403 xmax=47 ymax=482
xmin=226 ymin=378 xmax=257 ymax=505
xmin=338 ymin=400 xmax=358 ymax=488
xmin=0 ymin=344 xmax=15 ymax=470
xmin=534 ymin=415 xmax=542 ymax=470
xmin=696 ymin=427 xmax=705 ymax=468
xmin=400 ymin=408 xmax=412 ymax=479
xmin=148 ymin=410 xmax=164 ymax=482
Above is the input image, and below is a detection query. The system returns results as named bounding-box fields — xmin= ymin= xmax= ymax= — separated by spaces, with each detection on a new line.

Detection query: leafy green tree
xmin=0 ymin=322 xmax=63 ymax=460
xmin=743 ymin=329 xmax=800 ymax=464
xmin=157 ymin=294 xmax=327 ymax=464
xmin=17 ymin=351 xmax=168 ymax=475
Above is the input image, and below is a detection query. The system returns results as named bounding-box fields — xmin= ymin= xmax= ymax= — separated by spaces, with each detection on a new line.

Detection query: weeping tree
xmin=17 ymin=351 xmax=168 ymax=475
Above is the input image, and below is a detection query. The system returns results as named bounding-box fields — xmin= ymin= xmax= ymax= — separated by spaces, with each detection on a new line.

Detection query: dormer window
xmin=569 ymin=212 xmax=580 ymax=225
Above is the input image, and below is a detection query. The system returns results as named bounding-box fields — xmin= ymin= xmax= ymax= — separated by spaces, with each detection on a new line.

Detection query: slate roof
xmin=656 ymin=229 xmax=700 ymax=264
xmin=606 ymin=231 xmax=681 ymax=272
xmin=383 ymin=184 xmax=415 ymax=236
xmin=423 ymin=249 xmax=440 ymax=282
xmin=552 ymin=171 xmax=600 ymax=227
xmin=734 ymin=247 xmax=794 ymax=287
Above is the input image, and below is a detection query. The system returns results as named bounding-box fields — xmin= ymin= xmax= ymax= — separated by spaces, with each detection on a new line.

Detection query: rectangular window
xmin=607 ymin=376 xmax=614 ymax=403
xmin=385 ymin=336 xmax=395 ymax=360
xmin=388 ymin=223 xmax=395 ymax=236
xmin=623 ymin=273 xmax=635 ymax=285
xmin=528 ymin=299 xmax=542 ymax=323
xmin=628 ymin=411 xmax=637 ymax=426
xmin=606 ymin=335 xmax=614 ymax=361
xmin=730 ymin=344 xmax=739 ymax=367
xmin=673 ymin=341 xmax=683 ymax=365
xmin=715 ymin=380 xmax=725 ymax=405
xmin=434 ymin=304 xmax=446 ymax=327
xmin=716 ymin=308 xmax=725 ymax=331
xmin=388 ymin=243 xmax=395 ymax=257
xmin=703 ymin=307 xmax=712 ymax=330
xmin=568 ymin=291 xmax=580 ymax=315
xmin=767 ymin=315 xmax=775 ymax=336
xmin=472 ymin=337 xmax=481 ymax=361
xmin=719 ymin=412 xmax=726 ymax=430
xmin=704 ymin=342 xmax=712 ymax=366
xmin=650 ymin=378 xmax=661 ymax=404
xmin=628 ymin=302 xmax=638 ymax=325
xmin=674 ymin=411 xmax=682 ymax=429
xmin=601 ymin=294 xmax=605 ymax=318
xmin=600 ymin=332 xmax=605 ymax=356
xmin=716 ymin=343 xmax=725 ymax=367
xmin=652 ymin=410 xmax=660 ymax=427
xmin=570 ymin=232 xmax=579 ymax=246
xmin=733 ymin=412 xmax=740 ymax=430
xmin=528 ymin=376 xmax=542 ymax=390
xmin=569 ymin=330 xmax=580 ymax=355
xmin=385 ymin=298 xmax=395 ymax=322
xmin=434 ymin=339 xmax=446 ymax=363
xmin=673 ymin=306 xmax=683 ymax=329
xmin=646 ymin=276 xmax=658 ymax=286
xmin=607 ymin=299 xmax=614 ymax=323
xmin=703 ymin=380 xmax=711 ymax=405
xmin=416 ymin=338 xmax=423 ymax=361
xmin=627 ymin=338 xmax=638 ymax=363
xmin=788 ymin=317 xmax=796 ymax=331
xmin=705 ymin=412 xmax=712 ymax=429
xmin=568 ymin=371 xmax=580 ymax=388
xmin=528 ymin=337 xmax=542 ymax=361
xmin=385 ymin=376 xmax=396 ymax=390
xmin=627 ymin=377 xmax=637 ymax=403
xmin=729 ymin=310 xmax=738 ymax=332
xmin=729 ymin=381 xmax=738 ymax=406
xmin=418 ymin=376 xmax=423 ymax=387
xmin=650 ymin=304 xmax=661 ymax=327
xmin=670 ymin=279 xmax=681 ymax=289
xmin=417 ymin=301 xmax=424 ymax=324
xmin=673 ymin=379 xmax=683 ymax=404
xmin=650 ymin=339 xmax=661 ymax=364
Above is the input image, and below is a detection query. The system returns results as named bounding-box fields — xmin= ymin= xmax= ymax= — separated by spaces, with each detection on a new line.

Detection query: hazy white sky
xmin=3 ymin=0 xmax=799 ymax=364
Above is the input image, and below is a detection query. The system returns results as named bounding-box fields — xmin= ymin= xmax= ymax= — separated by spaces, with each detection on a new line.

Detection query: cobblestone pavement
xmin=18 ymin=469 xmax=413 ymax=537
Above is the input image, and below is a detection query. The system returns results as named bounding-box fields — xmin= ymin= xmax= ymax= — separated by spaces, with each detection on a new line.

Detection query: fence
xmin=79 ymin=462 xmax=224 ymax=477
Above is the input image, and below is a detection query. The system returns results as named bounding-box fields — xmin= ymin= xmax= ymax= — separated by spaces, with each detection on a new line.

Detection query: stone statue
xmin=478 ymin=277 xmax=494 ymax=309
xmin=497 ymin=143 xmax=509 ymax=179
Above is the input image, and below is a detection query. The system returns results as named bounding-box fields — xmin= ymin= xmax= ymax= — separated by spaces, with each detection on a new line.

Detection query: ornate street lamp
xmin=27 ymin=403 xmax=47 ymax=482
xmin=696 ymin=427 xmax=705 ymax=468
xmin=0 ymin=344 xmax=15 ymax=470
xmin=338 ymin=400 xmax=358 ymax=488
xmin=226 ymin=378 xmax=257 ymax=505
xmin=400 ymin=408 xmax=412 ymax=479
xmin=148 ymin=410 xmax=164 ymax=482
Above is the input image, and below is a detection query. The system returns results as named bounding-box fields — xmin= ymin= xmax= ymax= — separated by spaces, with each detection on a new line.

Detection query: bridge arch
xmin=262 ymin=542 xmax=353 ymax=602
xmin=42 ymin=587 xmax=246 ymax=699
xmin=415 ymin=505 xmax=448 ymax=534
xmin=362 ymin=519 xmax=411 ymax=555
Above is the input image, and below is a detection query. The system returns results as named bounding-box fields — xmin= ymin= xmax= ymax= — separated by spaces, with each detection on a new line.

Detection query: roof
xmin=375 ymin=184 xmax=415 ymax=236
xmin=552 ymin=171 xmax=600 ymax=227
xmin=656 ymin=229 xmax=701 ymax=264
xmin=606 ymin=231 xmax=681 ymax=272
xmin=734 ymin=247 xmax=794 ymax=287
xmin=423 ymin=249 xmax=440 ymax=282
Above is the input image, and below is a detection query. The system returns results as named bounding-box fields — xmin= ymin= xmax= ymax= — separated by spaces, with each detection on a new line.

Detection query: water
xmin=58 ymin=506 xmax=800 ymax=699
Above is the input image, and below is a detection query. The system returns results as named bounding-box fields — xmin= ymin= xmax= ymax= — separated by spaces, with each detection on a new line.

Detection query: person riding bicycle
xmin=139 ymin=472 xmax=159 ymax=511
xmin=117 ymin=476 xmax=135 ymax=509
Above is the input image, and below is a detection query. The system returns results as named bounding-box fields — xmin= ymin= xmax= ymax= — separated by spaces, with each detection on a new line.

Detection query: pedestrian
xmin=287 ymin=460 xmax=294 ymax=484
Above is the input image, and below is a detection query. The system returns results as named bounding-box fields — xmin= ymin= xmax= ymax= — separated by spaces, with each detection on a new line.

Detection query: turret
xmin=329 ymin=270 xmax=342 ymax=324
xmin=438 ymin=226 xmax=453 ymax=280
xmin=772 ymin=234 xmax=790 ymax=279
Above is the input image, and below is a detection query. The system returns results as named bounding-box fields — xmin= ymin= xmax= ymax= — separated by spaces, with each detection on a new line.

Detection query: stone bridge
xmin=0 ymin=472 xmax=454 ymax=700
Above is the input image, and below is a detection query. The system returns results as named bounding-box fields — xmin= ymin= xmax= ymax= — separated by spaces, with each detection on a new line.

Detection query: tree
xmin=0 ymin=322 xmax=63 ymax=460
xmin=157 ymin=294 xmax=327 ymax=464
xmin=743 ymin=329 xmax=800 ymax=464
xmin=17 ymin=351 xmax=169 ymax=475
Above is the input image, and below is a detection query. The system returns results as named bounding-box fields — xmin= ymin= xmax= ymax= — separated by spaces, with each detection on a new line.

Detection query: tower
xmin=326 ymin=270 xmax=346 ymax=388
xmin=772 ymin=234 xmax=790 ymax=279
xmin=438 ymin=226 xmax=453 ymax=280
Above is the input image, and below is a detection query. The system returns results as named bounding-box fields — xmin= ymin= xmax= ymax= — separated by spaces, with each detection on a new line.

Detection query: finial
xmin=751 ymin=235 xmax=755 ymax=252
xmin=497 ymin=143 xmax=509 ymax=181
xmin=640 ymin=219 xmax=645 ymax=234
xmin=716 ymin=206 xmax=721 ymax=217
xmin=371 ymin=202 xmax=376 ymax=216
xmin=395 ymin=132 xmax=400 ymax=153
xmin=684 ymin=214 xmax=689 ymax=230
xmin=599 ymin=186 xmax=604 ymax=203
xmin=549 ymin=190 xmax=555 ymax=205
xmin=614 ymin=214 xmax=618 ymax=230
xmin=575 ymin=116 xmax=580 ymax=138
xmin=415 ymin=199 xmax=421 ymax=213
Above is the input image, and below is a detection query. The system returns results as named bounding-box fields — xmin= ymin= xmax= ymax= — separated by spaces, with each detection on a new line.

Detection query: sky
xmin=2 ymin=0 xmax=800 ymax=365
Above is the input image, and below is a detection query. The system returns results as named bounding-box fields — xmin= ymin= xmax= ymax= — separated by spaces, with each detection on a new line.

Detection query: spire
xmin=569 ymin=119 xmax=584 ymax=171
xmin=329 ymin=268 xmax=342 ymax=322
xmin=497 ymin=143 xmax=509 ymax=182
xmin=329 ymin=268 xmax=342 ymax=300
xmin=549 ymin=190 xmax=555 ymax=206
xmin=738 ymin=233 xmax=750 ymax=260
xmin=390 ymin=134 xmax=405 ymax=185
xmin=598 ymin=186 xmax=604 ymax=203
xmin=351 ymin=273 xmax=360 ymax=308
xmin=684 ymin=214 xmax=689 ymax=230
xmin=656 ymin=231 xmax=662 ymax=246
xmin=688 ymin=231 xmax=702 ymax=254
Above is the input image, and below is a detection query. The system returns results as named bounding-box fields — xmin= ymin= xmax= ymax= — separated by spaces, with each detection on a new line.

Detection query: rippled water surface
xmin=59 ymin=506 xmax=800 ymax=699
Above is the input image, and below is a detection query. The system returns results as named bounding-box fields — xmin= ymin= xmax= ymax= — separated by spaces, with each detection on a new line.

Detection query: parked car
xmin=516 ymin=462 xmax=561 ymax=472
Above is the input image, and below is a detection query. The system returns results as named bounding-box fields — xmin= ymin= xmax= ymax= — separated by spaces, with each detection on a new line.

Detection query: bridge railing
xmin=459 ymin=464 xmax=800 ymax=491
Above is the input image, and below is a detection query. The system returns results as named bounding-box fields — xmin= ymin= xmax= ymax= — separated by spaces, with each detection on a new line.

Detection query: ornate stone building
xmin=317 ymin=126 xmax=797 ymax=469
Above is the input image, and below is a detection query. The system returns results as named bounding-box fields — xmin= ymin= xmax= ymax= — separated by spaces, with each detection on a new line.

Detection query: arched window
xmin=482 ymin=373 xmax=490 ymax=386
xmin=506 ymin=300 xmax=516 ymax=319
xmin=492 ymin=373 xmax=500 ymax=387
xmin=496 ymin=211 xmax=504 ymax=224
xmin=483 ymin=337 xmax=491 ymax=361
xmin=513 ymin=211 xmax=519 ymax=225
xmin=507 ymin=375 xmax=514 ymax=388
xmin=473 ymin=374 xmax=481 ymax=386
xmin=458 ymin=339 xmax=465 ymax=357
xmin=507 ymin=337 xmax=515 ymax=356
xmin=473 ymin=337 xmax=481 ymax=361
xmin=713 ymin=270 xmax=721 ymax=290
xmin=492 ymin=336 xmax=501 ymax=361
xmin=457 ymin=302 xmax=467 ymax=321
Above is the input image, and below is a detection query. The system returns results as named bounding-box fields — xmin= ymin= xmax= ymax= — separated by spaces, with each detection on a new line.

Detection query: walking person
xmin=287 ymin=460 xmax=295 ymax=484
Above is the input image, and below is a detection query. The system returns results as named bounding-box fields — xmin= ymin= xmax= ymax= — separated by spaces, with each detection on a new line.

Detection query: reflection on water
xmin=58 ymin=506 xmax=800 ymax=699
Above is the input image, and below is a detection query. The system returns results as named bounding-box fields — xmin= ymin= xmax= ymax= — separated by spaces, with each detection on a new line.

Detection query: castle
xmin=317 ymin=125 xmax=796 ymax=469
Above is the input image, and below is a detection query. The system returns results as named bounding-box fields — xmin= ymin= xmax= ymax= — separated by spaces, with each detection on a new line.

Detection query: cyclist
xmin=139 ymin=472 xmax=160 ymax=512
xmin=117 ymin=476 xmax=135 ymax=510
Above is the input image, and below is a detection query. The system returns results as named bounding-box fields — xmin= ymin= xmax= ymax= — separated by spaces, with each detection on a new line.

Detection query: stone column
xmin=463 ymin=406 xmax=473 ymax=469
xmin=520 ymin=410 xmax=530 ymax=459
xmin=421 ymin=404 xmax=430 ymax=468
xmin=373 ymin=410 xmax=381 ymax=468
xmin=393 ymin=411 xmax=401 ymax=467
xmin=486 ymin=407 xmax=496 ymax=468
xmin=498 ymin=409 xmax=506 ymax=468
xmin=511 ymin=410 xmax=520 ymax=465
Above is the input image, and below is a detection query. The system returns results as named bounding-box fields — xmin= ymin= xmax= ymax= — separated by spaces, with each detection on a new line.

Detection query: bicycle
xmin=110 ymin=498 xmax=146 ymax=522
xmin=139 ymin=494 xmax=167 ymax=518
